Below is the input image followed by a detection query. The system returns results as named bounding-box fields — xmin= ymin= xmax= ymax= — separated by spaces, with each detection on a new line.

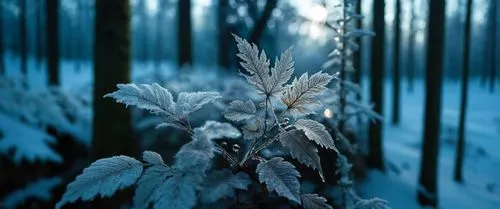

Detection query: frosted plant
xmin=57 ymin=35 xmax=386 ymax=209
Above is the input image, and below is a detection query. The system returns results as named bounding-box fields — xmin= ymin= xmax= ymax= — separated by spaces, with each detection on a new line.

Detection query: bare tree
xmin=392 ymin=0 xmax=401 ymax=125
xmin=418 ymin=0 xmax=445 ymax=207
xmin=178 ymin=0 xmax=192 ymax=67
xmin=489 ymin=0 xmax=497 ymax=93
xmin=248 ymin=0 xmax=277 ymax=44
xmin=217 ymin=0 xmax=230 ymax=69
xmin=407 ymin=0 xmax=416 ymax=93
xmin=46 ymin=0 xmax=60 ymax=85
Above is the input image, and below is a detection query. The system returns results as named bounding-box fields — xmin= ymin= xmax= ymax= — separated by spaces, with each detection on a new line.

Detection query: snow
xmin=359 ymin=78 xmax=500 ymax=209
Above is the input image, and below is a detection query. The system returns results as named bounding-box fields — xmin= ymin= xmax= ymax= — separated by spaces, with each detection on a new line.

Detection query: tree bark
xmin=367 ymin=0 xmax=385 ymax=171
xmin=454 ymin=0 xmax=473 ymax=184
xmin=20 ymin=0 xmax=27 ymax=86
xmin=178 ymin=0 xmax=192 ymax=67
xmin=217 ymin=0 xmax=230 ymax=70
xmin=36 ymin=0 xmax=44 ymax=68
xmin=489 ymin=0 xmax=497 ymax=93
xmin=0 ymin=4 xmax=4 ymax=75
xmin=418 ymin=0 xmax=445 ymax=207
xmin=248 ymin=0 xmax=277 ymax=44
xmin=391 ymin=0 xmax=401 ymax=125
xmin=407 ymin=0 xmax=415 ymax=93
xmin=46 ymin=0 xmax=60 ymax=86
xmin=155 ymin=1 xmax=165 ymax=69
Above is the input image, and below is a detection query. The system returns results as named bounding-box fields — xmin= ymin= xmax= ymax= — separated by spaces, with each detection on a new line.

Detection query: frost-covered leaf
xmin=256 ymin=157 xmax=301 ymax=203
xmin=142 ymin=151 xmax=164 ymax=165
xmin=175 ymin=92 xmax=221 ymax=117
xmin=294 ymin=119 xmax=335 ymax=150
xmin=200 ymin=169 xmax=251 ymax=203
xmin=105 ymin=83 xmax=174 ymax=115
xmin=242 ymin=118 xmax=265 ymax=140
xmin=133 ymin=165 xmax=177 ymax=209
xmin=279 ymin=129 xmax=324 ymax=181
xmin=174 ymin=133 xmax=216 ymax=173
xmin=268 ymin=47 xmax=294 ymax=95
xmin=1 ymin=177 xmax=62 ymax=209
xmin=233 ymin=35 xmax=271 ymax=94
xmin=354 ymin=198 xmax=391 ymax=209
xmin=56 ymin=156 xmax=143 ymax=209
xmin=223 ymin=100 xmax=258 ymax=122
xmin=0 ymin=114 xmax=62 ymax=164
xmin=194 ymin=121 xmax=241 ymax=140
xmin=153 ymin=174 xmax=197 ymax=209
xmin=281 ymin=72 xmax=333 ymax=118
xmin=301 ymin=194 xmax=333 ymax=209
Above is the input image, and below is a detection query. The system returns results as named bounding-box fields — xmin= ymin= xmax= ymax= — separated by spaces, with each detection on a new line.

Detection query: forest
xmin=0 ymin=0 xmax=499 ymax=208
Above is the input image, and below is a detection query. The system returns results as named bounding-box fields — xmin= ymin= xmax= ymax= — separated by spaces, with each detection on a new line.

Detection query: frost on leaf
xmin=354 ymin=198 xmax=391 ymax=209
xmin=142 ymin=151 xmax=165 ymax=166
xmin=256 ymin=157 xmax=301 ymax=203
xmin=56 ymin=156 xmax=143 ymax=209
xmin=223 ymin=99 xmax=258 ymax=122
xmin=242 ymin=118 xmax=265 ymax=140
xmin=153 ymin=174 xmax=197 ymax=209
xmin=301 ymin=194 xmax=333 ymax=209
xmin=174 ymin=133 xmax=216 ymax=173
xmin=233 ymin=35 xmax=295 ymax=96
xmin=194 ymin=121 xmax=241 ymax=140
xmin=281 ymin=72 xmax=333 ymax=118
xmin=104 ymin=83 xmax=175 ymax=115
xmin=175 ymin=92 xmax=221 ymax=117
xmin=279 ymin=129 xmax=324 ymax=181
xmin=294 ymin=119 xmax=336 ymax=150
xmin=133 ymin=165 xmax=177 ymax=209
xmin=200 ymin=169 xmax=251 ymax=203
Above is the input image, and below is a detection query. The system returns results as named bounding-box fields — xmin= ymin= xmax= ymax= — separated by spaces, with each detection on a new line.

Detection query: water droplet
xmin=232 ymin=144 xmax=241 ymax=153
xmin=221 ymin=141 xmax=227 ymax=148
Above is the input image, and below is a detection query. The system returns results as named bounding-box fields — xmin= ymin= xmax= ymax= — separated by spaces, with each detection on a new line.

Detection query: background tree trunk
xmin=20 ymin=0 xmax=27 ymax=86
xmin=353 ymin=0 xmax=362 ymax=112
xmin=217 ymin=0 xmax=230 ymax=70
xmin=367 ymin=0 xmax=385 ymax=171
xmin=178 ymin=0 xmax=192 ymax=67
xmin=489 ymin=0 xmax=497 ymax=93
xmin=0 ymin=5 xmax=4 ymax=75
xmin=36 ymin=0 xmax=44 ymax=68
xmin=407 ymin=0 xmax=415 ymax=93
xmin=155 ymin=1 xmax=165 ymax=69
xmin=418 ymin=0 xmax=445 ymax=207
xmin=392 ymin=0 xmax=401 ymax=125
xmin=454 ymin=0 xmax=473 ymax=184
xmin=248 ymin=0 xmax=277 ymax=44
xmin=46 ymin=0 xmax=60 ymax=86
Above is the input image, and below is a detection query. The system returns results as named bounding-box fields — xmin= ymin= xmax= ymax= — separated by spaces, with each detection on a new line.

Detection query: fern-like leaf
xmin=279 ymin=129 xmax=324 ymax=181
xmin=256 ymin=157 xmax=301 ymax=203
xmin=301 ymin=194 xmax=333 ymax=209
xmin=153 ymin=174 xmax=197 ymax=209
xmin=223 ymin=100 xmax=258 ymax=122
xmin=175 ymin=92 xmax=221 ymax=117
xmin=281 ymin=72 xmax=333 ymax=118
xmin=142 ymin=151 xmax=165 ymax=166
xmin=354 ymin=198 xmax=391 ymax=209
xmin=269 ymin=47 xmax=294 ymax=95
xmin=173 ymin=132 xmax=216 ymax=173
xmin=56 ymin=156 xmax=143 ymax=209
xmin=294 ymin=119 xmax=336 ymax=150
xmin=234 ymin=35 xmax=271 ymax=94
xmin=194 ymin=121 xmax=241 ymax=140
xmin=105 ymin=83 xmax=174 ymax=115
xmin=200 ymin=169 xmax=251 ymax=203
xmin=242 ymin=118 xmax=265 ymax=140
xmin=133 ymin=165 xmax=177 ymax=209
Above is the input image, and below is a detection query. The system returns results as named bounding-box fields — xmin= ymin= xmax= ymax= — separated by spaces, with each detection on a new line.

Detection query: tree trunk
xmin=248 ymin=0 xmax=277 ymax=44
xmin=353 ymin=1 xmax=363 ymax=125
xmin=367 ymin=0 xmax=385 ymax=171
xmin=155 ymin=2 xmax=164 ymax=69
xmin=407 ymin=0 xmax=415 ymax=93
xmin=36 ymin=0 xmax=44 ymax=68
xmin=46 ymin=0 xmax=60 ymax=86
xmin=418 ymin=0 xmax=445 ymax=207
xmin=391 ymin=0 xmax=401 ymax=125
xmin=0 ymin=5 xmax=4 ymax=75
xmin=218 ymin=0 xmax=230 ymax=70
xmin=20 ymin=0 xmax=27 ymax=86
xmin=178 ymin=0 xmax=192 ymax=67
xmin=454 ymin=0 xmax=472 ymax=184
xmin=489 ymin=0 xmax=497 ymax=93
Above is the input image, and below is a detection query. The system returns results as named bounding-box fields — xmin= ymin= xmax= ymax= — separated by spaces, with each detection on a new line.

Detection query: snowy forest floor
xmin=360 ymin=78 xmax=500 ymax=209
xmin=2 ymin=53 xmax=500 ymax=208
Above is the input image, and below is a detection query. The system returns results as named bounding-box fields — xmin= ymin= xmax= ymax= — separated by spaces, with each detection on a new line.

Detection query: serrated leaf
xmin=133 ymin=165 xmax=177 ymax=209
xmin=173 ymin=133 xmax=216 ymax=173
xmin=301 ymin=194 xmax=333 ymax=209
xmin=269 ymin=47 xmax=294 ymax=95
xmin=142 ymin=151 xmax=164 ymax=165
xmin=56 ymin=156 xmax=143 ymax=209
xmin=233 ymin=34 xmax=271 ymax=94
xmin=153 ymin=174 xmax=197 ymax=209
xmin=281 ymin=72 xmax=333 ymax=118
xmin=354 ymin=198 xmax=391 ymax=209
xmin=294 ymin=119 xmax=335 ymax=150
xmin=256 ymin=157 xmax=301 ymax=203
xmin=242 ymin=118 xmax=265 ymax=140
xmin=279 ymin=129 xmax=324 ymax=181
xmin=223 ymin=100 xmax=258 ymax=122
xmin=175 ymin=92 xmax=221 ymax=117
xmin=105 ymin=83 xmax=174 ymax=115
xmin=194 ymin=121 xmax=241 ymax=140
xmin=200 ymin=169 xmax=251 ymax=203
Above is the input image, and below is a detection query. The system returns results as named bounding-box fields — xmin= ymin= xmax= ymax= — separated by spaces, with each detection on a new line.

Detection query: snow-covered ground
xmin=360 ymin=78 xmax=500 ymax=209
